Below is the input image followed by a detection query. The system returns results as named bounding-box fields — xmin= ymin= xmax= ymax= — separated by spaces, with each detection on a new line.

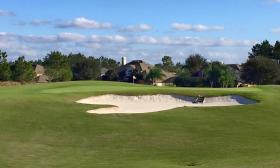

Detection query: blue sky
xmin=1 ymin=0 xmax=280 ymax=63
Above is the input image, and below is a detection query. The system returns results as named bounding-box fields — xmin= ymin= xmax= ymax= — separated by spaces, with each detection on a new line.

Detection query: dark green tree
xmin=204 ymin=62 xmax=235 ymax=88
xmin=44 ymin=51 xmax=72 ymax=82
xmin=161 ymin=56 xmax=175 ymax=72
xmin=0 ymin=50 xmax=11 ymax=81
xmin=30 ymin=59 xmax=43 ymax=65
xmin=219 ymin=66 xmax=236 ymax=88
xmin=12 ymin=56 xmax=35 ymax=82
xmin=68 ymin=53 xmax=100 ymax=80
xmin=175 ymin=62 xmax=184 ymax=72
xmin=205 ymin=62 xmax=223 ymax=88
xmin=273 ymin=41 xmax=280 ymax=60
xmin=241 ymin=57 xmax=280 ymax=84
xmin=146 ymin=67 xmax=166 ymax=84
xmin=185 ymin=54 xmax=208 ymax=76
xmin=249 ymin=40 xmax=273 ymax=59
xmin=102 ymin=69 xmax=118 ymax=81
xmin=173 ymin=70 xmax=192 ymax=87
xmin=99 ymin=56 xmax=119 ymax=70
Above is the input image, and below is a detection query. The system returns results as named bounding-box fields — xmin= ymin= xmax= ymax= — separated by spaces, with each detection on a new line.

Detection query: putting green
xmin=0 ymin=81 xmax=279 ymax=168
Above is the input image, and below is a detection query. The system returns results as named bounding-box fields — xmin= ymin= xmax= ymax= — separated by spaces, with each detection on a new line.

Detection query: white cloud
xmin=0 ymin=10 xmax=15 ymax=16
xmin=272 ymin=0 xmax=280 ymax=3
xmin=207 ymin=51 xmax=241 ymax=63
xmin=133 ymin=36 xmax=255 ymax=47
xmin=57 ymin=32 xmax=87 ymax=42
xmin=172 ymin=23 xmax=224 ymax=32
xmin=0 ymin=32 xmax=254 ymax=47
xmin=16 ymin=20 xmax=52 ymax=26
xmin=55 ymin=17 xmax=112 ymax=29
xmin=121 ymin=24 xmax=152 ymax=32
xmin=30 ymin=20 xmax=51 ymax=26
xmin=0 ymin=33 xmax=37 ymax=60
xmin=20 ymin=35 xmax=57 ymax=43
xmin=90 ymin=35 xmax=127 ymax=43
xmin=81 ymin=43 xmax=101 ymax=49
xmin=271 ymin=27 xmax=280 ymax=33
xmin=134 ymin=36 xmax=158 ymax=44
xmin=0 ymin=32 xmax=254 ymax=63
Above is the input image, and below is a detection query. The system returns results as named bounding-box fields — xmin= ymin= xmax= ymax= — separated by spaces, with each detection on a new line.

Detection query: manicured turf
xmin=0 ymin=81 xmax=279 ymax=168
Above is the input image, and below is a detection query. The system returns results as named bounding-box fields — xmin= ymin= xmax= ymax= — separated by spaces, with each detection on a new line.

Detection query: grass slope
xmin=0 ymin=81 xmax=279 ymax=168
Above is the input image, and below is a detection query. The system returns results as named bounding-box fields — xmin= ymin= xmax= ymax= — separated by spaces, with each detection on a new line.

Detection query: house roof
xmin=139 ymin=62 xmax=152 ymax=72
xmin=34 ymin=64 xmax=45 ymax=75
xmin=36 ymin=75 xmax=49 ymax=83
xmin=117 ymin=59 xmax=176 ymax=83
xmin=155 ymin=71 xmax=177 ymax=83
xmin=118 ymin=60 xmax=153 ymax=73
xmin=100 ymin=68 xmax=109 ymax=75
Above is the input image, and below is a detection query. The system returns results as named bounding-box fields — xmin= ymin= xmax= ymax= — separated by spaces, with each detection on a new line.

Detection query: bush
xmin=102 ymin=69 xmax=118 ymax=81
xmin=174 ymin=76 xmax=207 ymax=87
xmin=174 ymin=70 xmax=208 ymax=87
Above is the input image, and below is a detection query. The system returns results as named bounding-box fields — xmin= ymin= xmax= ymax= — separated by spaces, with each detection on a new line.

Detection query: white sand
xmin=76 ymin=94 xmax=256 ymax=114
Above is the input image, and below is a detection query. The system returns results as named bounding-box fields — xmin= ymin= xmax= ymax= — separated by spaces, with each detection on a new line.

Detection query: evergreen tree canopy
xmin=12 ymin=56 xmax=35 ymax=82
xmin=44 ymin=51 xmax=72 ymax=82
xmin=0 ymin=50 xmax=11 ymax=81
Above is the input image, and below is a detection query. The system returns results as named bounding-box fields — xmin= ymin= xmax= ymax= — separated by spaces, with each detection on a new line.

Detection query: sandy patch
xmin=76 ymin=94 xmax=256 ymax=114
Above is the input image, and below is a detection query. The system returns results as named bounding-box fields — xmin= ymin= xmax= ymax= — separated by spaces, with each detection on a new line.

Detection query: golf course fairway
xmin=0 ymin=81 xmax=280 ymax=168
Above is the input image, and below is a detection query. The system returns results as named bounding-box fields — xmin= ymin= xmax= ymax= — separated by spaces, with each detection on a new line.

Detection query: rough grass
xmin=0 ymin=81 xmax=279 ymax=168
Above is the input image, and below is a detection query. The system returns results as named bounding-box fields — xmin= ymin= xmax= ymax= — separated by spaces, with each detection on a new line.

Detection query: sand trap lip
xmin=76 ymin=94 xmax=256 ymax=114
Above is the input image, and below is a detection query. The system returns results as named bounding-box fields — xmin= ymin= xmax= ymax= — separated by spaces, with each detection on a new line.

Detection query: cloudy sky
xmin=1 ymin=0 xmax=280 ymax=64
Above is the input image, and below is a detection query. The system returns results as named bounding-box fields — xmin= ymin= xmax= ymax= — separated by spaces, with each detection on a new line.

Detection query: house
xmin=33 ymin=64 xmax=49 ymax=83
xmin=118 ymin=60 xmax=153 ymax=81
xmin=154 ymin=71 xmax=176 ymax=86
xmin=118 ymin=59 xmax=176 ymax=86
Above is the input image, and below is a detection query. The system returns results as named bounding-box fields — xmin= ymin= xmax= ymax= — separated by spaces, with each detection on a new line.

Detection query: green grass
xmin=0 ymin=81 xmax=279 ymax=168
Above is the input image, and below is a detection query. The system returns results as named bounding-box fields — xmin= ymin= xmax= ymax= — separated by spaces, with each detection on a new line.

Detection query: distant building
xmin=154 ymin=71 xmax=176 ymax=86
xmin=33 ymin=65 xmax=49 ymax=83
xmin=118 ymin=60 xmax=153 ymax=81
xmin=121 ymin=56 xmax=127 ymax=66
xmin=118 ymin=60 xmax=176 ymax=86
xmin=100 ymin=67 xmax=109 ymax=78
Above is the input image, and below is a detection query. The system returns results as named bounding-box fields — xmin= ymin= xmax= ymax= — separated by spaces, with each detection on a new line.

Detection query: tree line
xmin=0 ymin=50 xmax=118 ymax=83
xmin=157 ymin=54 xmax=237 ymax=88
xmin=155 ymin=40 xmax=280 ymax=87
xmin=0 ymin=51 xmax=35 ymax=82
xmin=242 ymin=40 xmax=280 ymax=84
xmin=0 ymin=40 xmax=280 ymax=86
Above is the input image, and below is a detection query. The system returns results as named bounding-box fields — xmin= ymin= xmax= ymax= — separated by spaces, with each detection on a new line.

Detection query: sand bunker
xmin=76 ymin=94 xmax=256 ymax=114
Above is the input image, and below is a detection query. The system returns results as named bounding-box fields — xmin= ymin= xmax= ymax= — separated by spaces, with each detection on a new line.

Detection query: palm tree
xmin=146 ymin=67 xmax=166 ymax=85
